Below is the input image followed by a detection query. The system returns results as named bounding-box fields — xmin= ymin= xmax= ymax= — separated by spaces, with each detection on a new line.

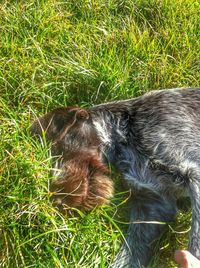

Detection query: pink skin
xmin=175 ymin=250 xmax=200 ymax=268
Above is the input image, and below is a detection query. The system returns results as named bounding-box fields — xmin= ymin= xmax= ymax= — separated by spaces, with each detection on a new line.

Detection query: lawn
xmin=0 ymin=0 xmax=199 ymax=267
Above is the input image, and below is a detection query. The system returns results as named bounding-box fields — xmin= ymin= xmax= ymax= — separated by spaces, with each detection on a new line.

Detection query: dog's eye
xmin=54 ymin=116 xmax=67 ymax=131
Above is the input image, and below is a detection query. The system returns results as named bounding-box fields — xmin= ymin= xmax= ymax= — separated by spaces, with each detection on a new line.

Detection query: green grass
xmin=0 ymin=0 xmax=199 ymax=267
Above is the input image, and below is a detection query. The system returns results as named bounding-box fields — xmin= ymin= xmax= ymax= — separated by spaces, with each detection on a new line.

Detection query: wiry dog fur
xmin=31 ymin=87 xmax=200 ymax=267
xmin=31 ymin=107 xmax=113 ymax=212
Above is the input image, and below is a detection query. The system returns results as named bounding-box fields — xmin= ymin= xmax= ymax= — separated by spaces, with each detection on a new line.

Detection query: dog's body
xmin=31 ymin=87 xmax=200 ymax=267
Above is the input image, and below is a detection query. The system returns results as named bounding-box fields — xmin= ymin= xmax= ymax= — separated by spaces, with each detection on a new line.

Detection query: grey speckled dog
xmin=31 ymin=87 xmax=200 ymax=267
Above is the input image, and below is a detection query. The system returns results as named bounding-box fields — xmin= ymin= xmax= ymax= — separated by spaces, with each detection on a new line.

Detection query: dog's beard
xmin=50 ymin=153 xmax=113 ymax=214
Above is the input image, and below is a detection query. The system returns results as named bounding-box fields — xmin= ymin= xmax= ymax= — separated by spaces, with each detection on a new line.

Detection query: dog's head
xmin=31 ymin=107 xmax=113 ymax=213
xmin=31 ymin=106 xmax=100 ymax=155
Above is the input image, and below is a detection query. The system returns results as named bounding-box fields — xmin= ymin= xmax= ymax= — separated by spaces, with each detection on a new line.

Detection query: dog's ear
xmin=30 ymin=108 xmax=69 ymax=139
xmin=31 ymin=107 xmax=90 ymax=140
xmin=52 ymin=108 xmax=90 ymax=136
xmin=72 ymin=108 xmax=90 ymax=121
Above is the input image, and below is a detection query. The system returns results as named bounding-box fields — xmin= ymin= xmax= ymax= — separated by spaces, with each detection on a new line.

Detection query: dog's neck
xmin=90 ymin=107 xmax=130 ymax=148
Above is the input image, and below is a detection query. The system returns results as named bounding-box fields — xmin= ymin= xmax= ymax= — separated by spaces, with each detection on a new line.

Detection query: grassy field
xmin=0 ymin=0 xmax=199 ymax=267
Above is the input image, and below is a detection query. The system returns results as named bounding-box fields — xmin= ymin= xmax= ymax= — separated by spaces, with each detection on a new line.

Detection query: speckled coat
xmin=31 ymin=87 xmax=200 ymax=268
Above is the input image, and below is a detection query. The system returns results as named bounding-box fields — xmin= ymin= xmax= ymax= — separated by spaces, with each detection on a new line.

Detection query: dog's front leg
xmin=109 ymin=191 xmax=177 ymax=268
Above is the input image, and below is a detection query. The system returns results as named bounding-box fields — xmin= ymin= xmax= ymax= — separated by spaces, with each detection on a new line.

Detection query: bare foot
xmin=175 ymin=250 xmax=200 ymax=268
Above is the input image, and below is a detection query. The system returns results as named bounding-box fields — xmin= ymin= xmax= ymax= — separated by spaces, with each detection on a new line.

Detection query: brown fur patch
xmin=50 ymin=153 xmax=113 ymax=213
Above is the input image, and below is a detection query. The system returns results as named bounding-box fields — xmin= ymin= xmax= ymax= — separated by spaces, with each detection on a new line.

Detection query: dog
xmin=31 ymin=87 xmax=200 ymax=267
